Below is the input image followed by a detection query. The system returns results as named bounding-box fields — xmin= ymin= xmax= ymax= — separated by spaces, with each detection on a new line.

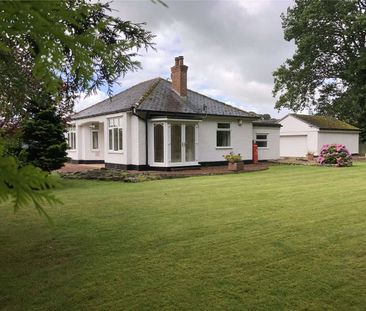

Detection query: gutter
xmin=135 ymin=109 xmax=259 ymax=120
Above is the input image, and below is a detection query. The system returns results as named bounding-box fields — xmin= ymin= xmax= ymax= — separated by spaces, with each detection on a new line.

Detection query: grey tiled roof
xmin=72 ymin=78 xmax=255 ymax=120
xmin=72 ymin=78 xmax=158 ymax=120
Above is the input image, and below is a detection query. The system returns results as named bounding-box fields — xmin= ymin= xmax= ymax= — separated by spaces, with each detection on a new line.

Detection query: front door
xmin=170 ymin=123 xmax=197 ymax=165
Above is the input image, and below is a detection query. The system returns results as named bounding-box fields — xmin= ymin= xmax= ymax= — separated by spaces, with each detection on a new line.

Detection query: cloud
xmin=75 ymin=90 xmax=108 ymax=112
xmin=78 ymin=0 xmax=295 ymax=118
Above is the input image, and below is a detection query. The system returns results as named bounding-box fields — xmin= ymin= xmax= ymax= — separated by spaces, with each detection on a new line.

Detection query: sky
xmin=76 ymin=0 xmax=296 ymax=118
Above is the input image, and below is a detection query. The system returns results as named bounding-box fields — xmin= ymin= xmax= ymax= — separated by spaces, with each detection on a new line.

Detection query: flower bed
xmin=317 ymin=144 xmax=352 ymax=167
xmin=59 ymin=169 xmax=161 ymax=182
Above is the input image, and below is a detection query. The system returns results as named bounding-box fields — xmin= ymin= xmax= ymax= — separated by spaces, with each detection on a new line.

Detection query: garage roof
xmin=291 ymin=114 xmax=360 ymax=131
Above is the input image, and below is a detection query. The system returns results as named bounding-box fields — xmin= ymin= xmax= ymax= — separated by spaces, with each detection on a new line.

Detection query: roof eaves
xmin=71 ymin=107 xmax=132 ymax=120
xmin=319 ymin=127 xmax=360 ymax=132
xmin=136 ymin=108 xmax=258 ymax=119
xmin=253 ymin=122 xmax=282 ymax=127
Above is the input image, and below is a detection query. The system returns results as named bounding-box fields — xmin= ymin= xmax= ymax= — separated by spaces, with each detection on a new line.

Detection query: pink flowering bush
xmin=317 ymin=144 xmax=352 ymax=167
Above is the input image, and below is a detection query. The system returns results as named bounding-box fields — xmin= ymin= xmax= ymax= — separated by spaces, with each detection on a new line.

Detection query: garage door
xmin=280 ymin=135 xmax=308 ymax=157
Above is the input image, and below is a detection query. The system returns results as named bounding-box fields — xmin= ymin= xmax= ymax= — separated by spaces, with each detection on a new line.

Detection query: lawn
xmin=1 ymin=164 xmax=366 ymax=310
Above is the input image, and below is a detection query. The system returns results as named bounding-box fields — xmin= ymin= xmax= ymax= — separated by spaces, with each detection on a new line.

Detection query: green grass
xmin=1 ymin=164 xmax=366 ymax=310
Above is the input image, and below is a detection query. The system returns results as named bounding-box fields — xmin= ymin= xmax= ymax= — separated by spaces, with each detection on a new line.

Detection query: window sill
xmin=91 ymin=149 xmax=100 ymax=152
xmin=108 ymin=151 xmax=124 ymax=154
xmin=216 ymin=146 xmax=233 ymax=150
xmin=258 ymin=147 xmax=269 ymax=150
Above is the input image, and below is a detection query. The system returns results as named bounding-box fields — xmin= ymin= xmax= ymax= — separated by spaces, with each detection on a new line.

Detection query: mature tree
xmin=273 ymin=0 xmax=366 ymax=140
xmin=22 ymin=95 xmax=68 ymax=172
xmin=0 ymin=0 xmax=155 ymax=123
xmin=0 ymin=0 xmax=156 ymax=211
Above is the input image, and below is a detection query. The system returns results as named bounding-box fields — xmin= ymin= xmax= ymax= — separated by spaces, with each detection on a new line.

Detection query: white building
xmin=279 ymin=114 xmax=360 ymax=157
xmin=67 ymin=56 xmax=280 ymax=170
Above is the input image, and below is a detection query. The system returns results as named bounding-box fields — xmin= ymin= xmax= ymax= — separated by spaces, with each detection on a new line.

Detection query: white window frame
xmin=91 ymin=130 xmax=99 ymax=151
xmin=67 ymin=124 xmax=76 ymax=150
xmin=108 ymin=117 xmax=123 ymax=152
xmin=153 ymin=122 xmax=166 ymax=165
xmin=255 ymin=133 xmax=268 ymax=149
xmin=216 ymin=123 xmax=232 ymax=149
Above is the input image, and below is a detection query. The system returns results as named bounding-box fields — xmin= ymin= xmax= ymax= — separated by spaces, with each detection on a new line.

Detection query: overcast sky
xmin=76 ymin=0 xmax=295 ymax=118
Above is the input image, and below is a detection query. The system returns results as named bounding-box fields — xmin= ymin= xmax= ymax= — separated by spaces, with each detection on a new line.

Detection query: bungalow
xmin=67 ymin=56 xmax=280 ymax=170
xmin=279 ymin=114 xmax=360 ymax=157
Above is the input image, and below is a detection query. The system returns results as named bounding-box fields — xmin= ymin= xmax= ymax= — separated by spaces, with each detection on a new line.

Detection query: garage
xmin=280 ymin=135 xmax=308 ymax=157
xmin=279 ymin=114 xmax=360 ymax=157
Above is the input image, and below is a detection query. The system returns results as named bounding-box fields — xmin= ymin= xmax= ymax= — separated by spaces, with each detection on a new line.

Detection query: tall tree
xmin=273 ymin=0 xmax=366 ymax=140
xmin=0 ymin=0 xmax=155 ymax=124
xmin=0 ymin=0 xmax=156 ymax=211
xmin=22 ymin=95 xmax=68 ymax=172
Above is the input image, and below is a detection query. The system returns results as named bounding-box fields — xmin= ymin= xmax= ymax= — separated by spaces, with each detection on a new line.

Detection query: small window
xmin=256 ymin=133 xmax=268 ymax=148
xmin=67 ymin=124 xmax=76 ymax=150
xmin=217 ymin=123 xmax=231 ymax=147
xmin=108 ymin=117 xmax=123 ymax=151
xmin=92 ymin=131 xmax=98 ymax=150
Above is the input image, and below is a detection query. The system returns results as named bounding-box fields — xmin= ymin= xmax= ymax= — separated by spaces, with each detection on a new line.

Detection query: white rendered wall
xmin=253 ymin=127 xmax=280 ymax=160
xmin=103 ymin=112 xmax=127 ymax=165
xmin=68 ymin=112 xmax=148 ymax=165
xmin=318 ymin=131 xmax=359 ymax=154
xmin=130 ymin=114 xmax=146 ymax=166
xmin=280 ymin=115 xmax=318 ymax=157
xmin=78 ymin=124 xmax=104 ymax=161
xmin=198 ymin=118 xmax=252 ymax=162
xmin=280 ymin=115 xmax=314 ymax=133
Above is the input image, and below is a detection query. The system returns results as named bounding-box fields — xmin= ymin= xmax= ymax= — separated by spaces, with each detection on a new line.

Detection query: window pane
xmin=256 ymin=134 xmax=267 ymax=140
xmin=118 ymin=128 xmax=123 ymax=150
xmin=256 ymin=141 xmax=267 ymax=148
xmin=185 ymin=125 xmax=195 ymax=162
xmin=217 ymin=130 xmax=230 ymax=147
xmin=171 ymin=124 xmax=182 ymax=163
xmin=92 ymin=131 xmax=98 ymax=149
xmin=109 ymin=129 xmax=113 ymax=150
xmin=218 ymin=123 xmax=230 ymax=129
xmin=154 ymin=124 xmax=164 ymax=163
xmin=113 ymin=128 xmax=118 ymax=151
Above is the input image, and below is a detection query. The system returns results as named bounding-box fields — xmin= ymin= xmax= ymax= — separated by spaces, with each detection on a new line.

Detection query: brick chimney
xmin=171 ymin=56 xmax=188 ymax=97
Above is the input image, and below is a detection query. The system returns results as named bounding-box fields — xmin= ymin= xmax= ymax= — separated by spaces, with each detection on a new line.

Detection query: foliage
xmin=223 ymin=152 xmax=242 ymax=163
xmin=273 ymin=0 xmax=366 ymax=140
xmin=0 ymin=0 xmax=155 ymax=123
xmin=2 ymin=164 xmax=366 ymax=309
xmin=317 ymin=144 xmax=352 ymax=167
xmin=0 ymin=0 xmax=156 ymax=212
xmin=0 ymin=146 xmax=60 ymax=218
xmin=22 ymin=95 xmax=68 ymax=171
